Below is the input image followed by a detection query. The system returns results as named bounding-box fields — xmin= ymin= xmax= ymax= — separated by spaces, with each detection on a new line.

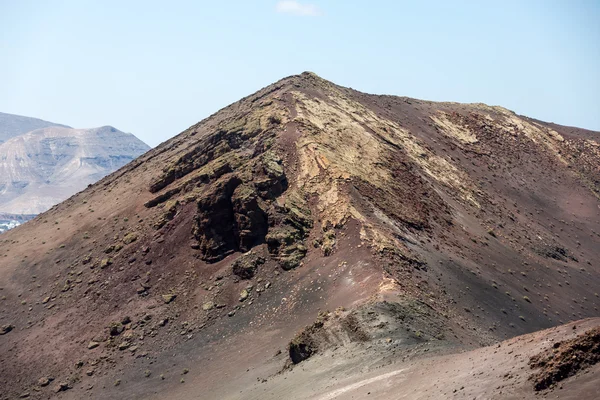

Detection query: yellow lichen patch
xmin=291 ymin=93 xmax=396 ymax=227
xmin=359 ymin=223 xmax=417 ymax=265
xmin=294 ymin=141 xmax=364 ymax=227
xmin=546 ymin=128 xmax=565 ymax=142
xmin=359 ymin=224 xmax=396 ymax=252
xmin=323 ymin=94 xmax=480 ymax=208
xmin=378 ymin=275 xmax=400 ymax=294
xmin=317 ymin=183 xmax=364 ymax=227
xmin=294 ymin=92 xmax=391 ymax=187
xmin=418 ymin=154 xmax=480 ymax=207
xmin=292 ymin=90 xmax=480 ymax=209
xmin=183 ymin=151 xmax=246 ymax=186
xmin=500 ymin=115 xmax=567 ymax=165
xmin=430 ymin=112 xmax=478 ymax=144
xmin=218 ymin=100 xmax=290 ymax=139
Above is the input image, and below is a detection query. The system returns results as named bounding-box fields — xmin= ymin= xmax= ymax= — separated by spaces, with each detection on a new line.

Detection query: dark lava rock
xmin=109 ymin=322 xmax=125 ymax=336
xmin=232 ymin=252 xmax=265 ymax=279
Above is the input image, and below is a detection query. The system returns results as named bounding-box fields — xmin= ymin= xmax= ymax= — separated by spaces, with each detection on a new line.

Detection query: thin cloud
xmin=275 ymin=1 xmax=322 ymax=17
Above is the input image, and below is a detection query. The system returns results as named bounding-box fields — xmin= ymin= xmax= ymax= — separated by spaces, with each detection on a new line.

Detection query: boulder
xmin=54 ymin=382 xmax=71 ymax=393
xmin=109 ymin=322 xmax=124 ymax=336
xmin=123 ymin=233 xmax=138 ymax=244
xmin=232 ymin=252 xmax=265 ymax=280
xmin=118 ymin=341 xmax=131 ymax=350
xmin=162 ymin=294 xmax=176 ymax=304
xmin=0 ymin=324 xmax=14 ymax=335
xmin=38 ymin=377 xmax=50 ymax=387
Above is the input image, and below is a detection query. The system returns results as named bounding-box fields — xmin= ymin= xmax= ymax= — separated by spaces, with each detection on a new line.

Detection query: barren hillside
xmin=0 ymin=72 xmax=598 ymax=399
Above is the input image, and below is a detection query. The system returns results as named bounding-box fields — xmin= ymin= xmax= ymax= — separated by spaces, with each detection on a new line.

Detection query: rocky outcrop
xmin=145 ymin=100 xmax=312 ymax=267
xmin=529 ymin=327 xmax=600 ymax=391
xmin=191 ymin=151 xmax=310 ymax=265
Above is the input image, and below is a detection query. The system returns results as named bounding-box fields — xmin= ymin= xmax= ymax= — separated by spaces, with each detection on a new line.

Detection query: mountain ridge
xmin=0 ymin=122 xmax=150 ymax=215
xmin=0 ymin=111 xmax=70 ymax=143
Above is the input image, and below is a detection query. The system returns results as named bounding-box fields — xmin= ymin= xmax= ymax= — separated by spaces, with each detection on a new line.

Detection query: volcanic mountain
xmin=0 ymin=72 xmax=599 ymax=399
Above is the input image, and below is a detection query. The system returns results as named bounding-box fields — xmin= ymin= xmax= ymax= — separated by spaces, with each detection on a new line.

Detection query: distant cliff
xmin=0 ymin=113 xmax=150 ymax=215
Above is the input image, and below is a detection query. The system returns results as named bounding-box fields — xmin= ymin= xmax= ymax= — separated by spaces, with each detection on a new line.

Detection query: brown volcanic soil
xmin=182 ymin=318 xmax=600 ymax=400
xmin=0 ymin=72 xmax=599 ymax=399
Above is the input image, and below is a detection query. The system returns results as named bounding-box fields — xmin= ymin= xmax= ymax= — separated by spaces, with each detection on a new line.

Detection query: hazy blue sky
xmin=1 ymin=0 xmax=599 ymax=146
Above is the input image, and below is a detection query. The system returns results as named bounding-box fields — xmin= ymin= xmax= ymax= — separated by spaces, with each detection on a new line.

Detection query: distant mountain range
xmin=0 ymin=112 xmax=70 ymax=143
xmin=0 ymin=213 xmax=36 ymax=233
xmin=0 ymin=112 xmax=150 ymax=230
